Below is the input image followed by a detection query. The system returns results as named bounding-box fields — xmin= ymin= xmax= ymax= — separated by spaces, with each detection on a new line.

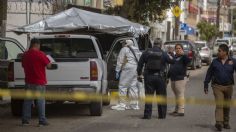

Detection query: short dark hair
xmin=153 ymin=38 xmax=162 ymax=46
xmin=29 ymin=38 xmax=40 ymax=49
xmin=175 ymin=43 xmax=183 ymax=50
xmin=219 ymin=44 xmax=229 ymax=54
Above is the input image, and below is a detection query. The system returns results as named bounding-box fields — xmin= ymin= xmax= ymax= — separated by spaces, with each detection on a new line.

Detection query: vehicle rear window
xmin=195 ymin=43 xmax=205 ymax=49
xmin=38 ymin=38 xmax=97 ymax=58
xmin=233 ymin=42 xmax=236 ymax=47
xmin=214 ymin=42 xmax=227 ymax=47
xmin=164 ymin=41 xmax=190 ymax=50
xmin=216 ymin=40 xmax=229 ymax=45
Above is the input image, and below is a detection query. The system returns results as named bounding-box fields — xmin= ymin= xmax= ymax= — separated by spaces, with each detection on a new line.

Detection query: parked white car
xmin=194 ymin=41 xmax=212 ymax=65
xmin=213 ymin=38 xmax=233 ymax=57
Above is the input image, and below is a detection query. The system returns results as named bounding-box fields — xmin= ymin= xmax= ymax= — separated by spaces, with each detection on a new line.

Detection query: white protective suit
xmin=113 ymin=40 xmax=141 ymax=110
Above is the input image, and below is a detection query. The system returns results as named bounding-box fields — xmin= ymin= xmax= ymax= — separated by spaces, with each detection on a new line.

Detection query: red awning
xmin=188 ymin=3 xmax=198 ymax=15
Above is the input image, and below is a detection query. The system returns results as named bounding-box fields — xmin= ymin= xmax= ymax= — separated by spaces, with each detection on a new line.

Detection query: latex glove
xmin=115 ymin=71 xmax=120 ymax=80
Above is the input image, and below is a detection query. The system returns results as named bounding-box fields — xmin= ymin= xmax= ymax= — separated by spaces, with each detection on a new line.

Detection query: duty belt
xmin=153 ymin=72 xmax=161 ymax=76
xmin=152 ymin=72 xmax=165 ymax=77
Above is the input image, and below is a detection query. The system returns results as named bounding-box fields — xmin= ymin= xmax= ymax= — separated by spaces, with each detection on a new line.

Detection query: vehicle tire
xmin=191 ymin=60 xmax=196 ymax=70
xmin=89 ymin=97 xmax=103 ymax=116
xmin=206 ymin=60 xmax=211 ymax=65
xmin=11 ymin=99 xmax=23 ymax=116
xmin=102 ymin=90 xmax=110 ymax=106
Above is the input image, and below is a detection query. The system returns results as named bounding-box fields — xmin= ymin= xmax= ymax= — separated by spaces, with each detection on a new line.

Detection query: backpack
xmin=146 ymin=50 xmax=163 ymax=70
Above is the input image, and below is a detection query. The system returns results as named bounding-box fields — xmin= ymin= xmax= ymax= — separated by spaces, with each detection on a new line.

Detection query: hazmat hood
xmin=13 ymin=7 xmax=149 ymax=36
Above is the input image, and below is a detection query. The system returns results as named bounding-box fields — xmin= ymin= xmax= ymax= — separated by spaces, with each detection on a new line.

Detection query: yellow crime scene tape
xmin=0 ymin=89 xmax=236 ymax=107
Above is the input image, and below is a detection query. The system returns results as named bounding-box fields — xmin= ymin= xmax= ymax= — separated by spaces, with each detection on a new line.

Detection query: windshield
xmin=233 ymin=42 xmax=236 ymax=47
xmin=216 ymin=40 xmax=229 ymax=45
xmin=38 ymin=38 xmax=97 ymax=58
xmin=195 ymin=43 xmax=206 ymax=49
xmin=164 ymin=41 xmax=190 ymax=50
xmin=214 ymin=42 xmax=227 ymax=47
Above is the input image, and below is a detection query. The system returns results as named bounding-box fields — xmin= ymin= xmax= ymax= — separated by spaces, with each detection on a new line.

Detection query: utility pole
xmin=231 ymin=8 xmax=234 ymax=37
xmin=216 ymin=0 xmax=221 ymax=30
xmin=174 ymin=0 xmax=180 ymax=40
xmin=0 ymin=0 xmax=7 ymax=100
xmin=0 ymin=0 xmax=7 ymax=37
xmin=25 ymin=0 xmax=33 ymax=46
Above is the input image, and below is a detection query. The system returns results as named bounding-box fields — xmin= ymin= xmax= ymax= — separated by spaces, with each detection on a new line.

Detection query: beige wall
xmin=76 ymin=0 xmax=85 ymax=5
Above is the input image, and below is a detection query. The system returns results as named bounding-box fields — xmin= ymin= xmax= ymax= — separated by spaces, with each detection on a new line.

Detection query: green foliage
xmin=197 ymin=21 xmax=219 ymax=42
xmin=105 ymin=0 xmax=176 ymax=25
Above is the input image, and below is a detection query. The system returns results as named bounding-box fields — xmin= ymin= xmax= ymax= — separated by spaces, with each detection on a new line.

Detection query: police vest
xmin=146 ymin=50 xmax=163 ymax=70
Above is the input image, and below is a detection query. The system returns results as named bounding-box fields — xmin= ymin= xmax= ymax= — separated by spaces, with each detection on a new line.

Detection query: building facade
xmin=201 ymin=0 xmax=231 ymax=37
xmin=6 ymin=0 xmax=56 ymax=47
xmin=75 ymin=0 xmax=104 ymax=9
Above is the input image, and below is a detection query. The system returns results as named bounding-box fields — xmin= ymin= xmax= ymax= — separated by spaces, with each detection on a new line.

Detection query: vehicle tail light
xmin=188 ymin=50 xmax=193 ymax=59
xmin=8 ymin=62 xmax=14 ymax=82
xmin=90 ymin=61 xmax=98 ymax=81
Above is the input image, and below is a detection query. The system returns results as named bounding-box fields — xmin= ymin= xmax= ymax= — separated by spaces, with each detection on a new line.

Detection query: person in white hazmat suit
xmin=111 ymin=40 xmax=141 ymax=110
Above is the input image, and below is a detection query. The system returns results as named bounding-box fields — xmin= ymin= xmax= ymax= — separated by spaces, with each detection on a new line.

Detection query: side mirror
xmin=47 ymin=63 xmax=58 ymax=70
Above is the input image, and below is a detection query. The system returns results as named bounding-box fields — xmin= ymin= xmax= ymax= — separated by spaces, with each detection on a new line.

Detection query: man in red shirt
xmin=21 ymin=38 xmax=52 ymax=126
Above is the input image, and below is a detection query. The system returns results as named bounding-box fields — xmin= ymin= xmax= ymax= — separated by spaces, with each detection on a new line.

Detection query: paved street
xmin=0 ymin=65 xmax=235 ymax=132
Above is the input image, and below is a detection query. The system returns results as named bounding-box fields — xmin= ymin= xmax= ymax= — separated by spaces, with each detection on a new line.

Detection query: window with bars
xmin=84 ymin=0 xmax=92 ymax=6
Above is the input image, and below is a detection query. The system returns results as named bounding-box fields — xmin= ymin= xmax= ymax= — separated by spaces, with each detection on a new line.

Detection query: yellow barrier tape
xmin=0 ymin=89 xmax=236 ymax=107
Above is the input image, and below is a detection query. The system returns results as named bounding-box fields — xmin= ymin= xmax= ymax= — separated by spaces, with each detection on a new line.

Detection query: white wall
xmin=6 ymin=2 xmax=52 ymax=48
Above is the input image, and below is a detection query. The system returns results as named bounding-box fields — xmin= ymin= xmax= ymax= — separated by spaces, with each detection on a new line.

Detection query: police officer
xmin=137 ymin=38 xmax=175 ymax=119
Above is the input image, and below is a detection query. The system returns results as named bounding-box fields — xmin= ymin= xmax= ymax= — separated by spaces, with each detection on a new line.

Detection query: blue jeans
xmin=22 ymin=84 xmax=47 ymax=123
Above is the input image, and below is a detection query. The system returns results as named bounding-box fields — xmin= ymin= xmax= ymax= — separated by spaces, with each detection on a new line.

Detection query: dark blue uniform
xmin=204 ymin=57 xmax=236 ymax=127
xmin=204 ymin=57 xmax=236 ymax=88
xmin=169 ymin=55 xmax=190 ymax=81
xmin=137 ymin=46 xmax=175 ymax=119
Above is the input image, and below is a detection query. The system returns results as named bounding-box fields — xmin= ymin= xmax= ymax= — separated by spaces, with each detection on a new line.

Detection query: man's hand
xmin=204 ymin=87 xmax=208 ymax=94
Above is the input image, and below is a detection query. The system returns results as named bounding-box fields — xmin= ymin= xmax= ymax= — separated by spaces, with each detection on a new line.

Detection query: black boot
xmin=215 ymin=124 xmax=222 ymax=131
xmin=223 ymin=124 xmax=231 ymax=129
xmin=142 ymin=116 xmax=151 ymax=119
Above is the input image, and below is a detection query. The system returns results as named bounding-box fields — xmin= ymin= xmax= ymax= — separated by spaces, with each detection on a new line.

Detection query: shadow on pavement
xmin=195 ymin=124 xmax=217 ymax=131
